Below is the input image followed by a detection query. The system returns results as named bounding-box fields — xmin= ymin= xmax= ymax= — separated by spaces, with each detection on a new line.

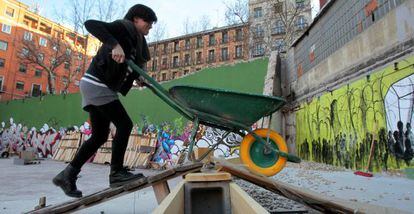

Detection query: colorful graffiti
xmin=296 ymin=56 xmax=414 ymax=171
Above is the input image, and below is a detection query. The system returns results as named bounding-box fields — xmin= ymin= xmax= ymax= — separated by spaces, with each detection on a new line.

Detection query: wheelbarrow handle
xmin=126 ymin=60 xmax=194 ymax=120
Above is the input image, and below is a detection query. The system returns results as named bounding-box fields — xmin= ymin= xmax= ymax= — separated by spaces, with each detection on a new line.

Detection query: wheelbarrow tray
xmin=169 ymin=85 xmax=286 ymax=130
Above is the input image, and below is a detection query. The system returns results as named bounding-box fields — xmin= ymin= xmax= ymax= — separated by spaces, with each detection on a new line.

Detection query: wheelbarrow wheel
xmin=240 ymin=128 xmax=288 ymax=177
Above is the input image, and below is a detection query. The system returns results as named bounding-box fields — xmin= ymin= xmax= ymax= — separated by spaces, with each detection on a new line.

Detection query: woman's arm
xmin=85 ymin=20 xmax=126 ymax=63
xmin=84 ymin=20 xmax=124 ymax=48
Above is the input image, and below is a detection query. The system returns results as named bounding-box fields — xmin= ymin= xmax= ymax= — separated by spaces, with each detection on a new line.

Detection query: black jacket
xmin=84 ymin=19 xmax=150 ymax=95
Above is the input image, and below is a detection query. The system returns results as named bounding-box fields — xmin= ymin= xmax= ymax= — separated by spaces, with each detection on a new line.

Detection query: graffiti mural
xmin=296 ymin=56 xmax=414 ymax=171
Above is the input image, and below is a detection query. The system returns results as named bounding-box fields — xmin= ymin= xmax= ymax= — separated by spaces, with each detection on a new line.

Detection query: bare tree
xmin=248 ymin=0 xmax=311 ymax=56
xmin=181 ymin=17 xmax=198 ymax=35
xmin=96 ymin=0 xmax=127 ymax=22
xmin=18 ymin=35 xmax=78 ymax=94
xmin=198 ymin=15 xmax=212 ymax=31
xmin=148 ymin=21 xmax=167 ymax=43
xmin=224 ymin=0 xmax=249 ymax=25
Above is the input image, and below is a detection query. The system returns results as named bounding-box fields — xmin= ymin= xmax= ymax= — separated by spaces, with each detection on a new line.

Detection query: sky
xmin=18 ymin=0 xmax=319 ymax=39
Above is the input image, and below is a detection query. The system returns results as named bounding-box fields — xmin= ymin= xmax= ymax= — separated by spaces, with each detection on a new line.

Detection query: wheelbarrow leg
xmin=186 ymin=117 xmax=199 ymax=162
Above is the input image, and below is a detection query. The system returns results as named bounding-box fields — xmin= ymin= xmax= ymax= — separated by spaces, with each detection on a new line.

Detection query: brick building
xmin=0 ymin=0 xmax=97 ymax=101
xmin=146 ymin=24 xmax=249 ymax=82
xmin=248 ymin=0 xmax=312 ymax=57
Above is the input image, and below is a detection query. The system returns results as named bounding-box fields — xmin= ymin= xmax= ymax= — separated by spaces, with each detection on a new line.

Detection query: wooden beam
xmin=27 ymin=162 xmax=203 ymax=214
xmin=152 ymin=181 xmax=171 ymax=204
xmin=185 ymin=172 xmax=232 ymax=182
xmin=214 ymin=157 xmax=407 ymax=214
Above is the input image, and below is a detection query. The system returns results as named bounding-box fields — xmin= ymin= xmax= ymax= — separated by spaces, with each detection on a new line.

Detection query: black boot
xmin=52 ymin=164 xmax=83 ymax=198
xmin=109 ymin=166 xmax=144 ymax=188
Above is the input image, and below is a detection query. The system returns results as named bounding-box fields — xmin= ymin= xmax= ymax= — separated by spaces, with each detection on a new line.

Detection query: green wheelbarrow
xmin=127 ymin=60 xmax=300 ymax=176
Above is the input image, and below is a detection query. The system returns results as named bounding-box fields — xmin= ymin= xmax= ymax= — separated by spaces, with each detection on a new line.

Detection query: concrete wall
xmin=282 ymin=0 xmax=414 ymax=168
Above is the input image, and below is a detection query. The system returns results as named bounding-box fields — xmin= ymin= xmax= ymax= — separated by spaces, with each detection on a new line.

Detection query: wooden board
xmin=214 ymin=157 xmax=408 ymax=214
xmin=229 ymin=182 xmax=269 ymax=214
xmin=152 ymin=181 xmax=185 ymax=214
xmin=28 ymin=163 xmax=202 ymax=214
xmin=185 ymin=172 xmax=232 ymax=182
xmin=52 ymin=133 xmax=81 ymax=162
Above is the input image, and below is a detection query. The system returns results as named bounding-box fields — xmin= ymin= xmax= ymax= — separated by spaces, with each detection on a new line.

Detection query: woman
xmin=53 ymin=4 xmax=157 ymax=198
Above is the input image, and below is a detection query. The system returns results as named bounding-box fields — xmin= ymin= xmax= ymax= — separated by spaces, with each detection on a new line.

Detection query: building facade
xmin=248 ymin=0 xmax=312 ymax=57
xmin=146 ymin=24 xmax=249 ymax=82
xmin=0 ymin=0 xmax=95 ymax=101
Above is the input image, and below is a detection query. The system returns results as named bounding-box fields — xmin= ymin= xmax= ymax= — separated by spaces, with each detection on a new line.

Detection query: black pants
xmin=71 ymin=100 xmax=132 ymax=171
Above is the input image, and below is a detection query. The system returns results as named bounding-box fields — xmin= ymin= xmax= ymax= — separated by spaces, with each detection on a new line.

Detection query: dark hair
xmin=124 ymin=4 xmax=157 ymax=23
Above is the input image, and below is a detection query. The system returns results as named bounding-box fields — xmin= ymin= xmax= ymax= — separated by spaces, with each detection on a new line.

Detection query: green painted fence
xmin=0 ymin=58 xmax=268 ymax=128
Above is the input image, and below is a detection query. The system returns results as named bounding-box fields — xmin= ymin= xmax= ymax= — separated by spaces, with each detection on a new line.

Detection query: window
xmin=255 ymin=25 xmax=264 ymax=38
xmin=0 ymin=40 xmax=8 ymax=51
xmin=253 ymin=43 xmax=265 ymax=56
xmin=23 ymin=31 xmax=33 ymax=41
xmin=174 ymin=41 xmax=179 ymax=52
xmin=62 ymin=77 xmax=68 ymax=85
xmin=39 ymin=37 xmax=47 ymax=47
xmin=21 ymin=48 xmax=29 ymax=56
xmin=65 ymin=48 xmax=71 ymax=55
xmin=209 ymin=34 xmax=215 ymax=46
xmin=1 ymin=24 xmax=11 ymax=34
xmin=253 ymin=7 xmax=263 ymax=18
xmin=162 ymin=58 xmax=167 ymax=69
xmin=235 ymin=46 xmax=243 ymax=58
xmin=31 ymin=84 xmax=41 ymax=97
xmin=172 ymin=72 xmax=178 ymax=79
xmin=184 ymin=70 xmax=189 ymax=75
xmin=296 ymin=16 xmax=308 ymax=30
xmin=64 ymin=62 xmax=70 ymax=69
xmin=274 ymin=2 xmax=283 ymax=13
xmin=184 ymin=54 xmax=190 ymax=65
xmin=235 ymin=29 xmax=243 ymax=41
xmin=273 ymin=20 xmax=285 ymax=34
xmin=162 ymin=73 xmax=166 ymax=81
xmin=5 ymin=7 xmax=15 ymax=17
xmin=172 ymin=56 xmax=179 ymax=68
xmin=196 ymin=36 xmax=203 ymax=48
xmin=19 ymin=64 xmax=27 ymax=73
xmin=38 ymin=53 xmax=44 ymax=62
xmin=0 ymin=76 xmax=3 ymax=91
xmin=16 ymin=81 xmax=24 ymax=90
xmin=0 ymin=58 xmax=4 ymax=68
xmin=208 ymin=50 xmax=215 ymax=62
xmin=221 ymin=48 xmax=229 ymax=61
xmin=274 ymin=39 xmax=286 ymax=51
xmin=163 ymin=44 xmax=167 ymax=54
xmin=78 ymin=53 xmax=83 ymax=60
xmin=152 ymin=59 xmax=157 ymax=71
xmin=222 ymin=32 xmax=228 ymax=44
xmin=196 ymin=52 xmax=202 ymax=64
xmin=296 ymin=0 xmax=305 ymax=9
xmin=185 ymin=39 xmax=190 ymax=50
xmin=35 ymin=69 xmax=42 ymax=77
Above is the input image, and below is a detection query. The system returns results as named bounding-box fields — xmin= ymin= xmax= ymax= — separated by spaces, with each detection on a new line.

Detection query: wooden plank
xmin=152 ymin=181 xmax=171 ymax=204
xmin=229 ymin=182 xmax=269 ymax=214
xmin=214 ymin=157 xmax=408 ymax=214
xmin=175 ymin=162 xmax=204 ymax=172
xmin=185 ymin=172 xmax=232 ymax=182
xmin=152 ymin=181 xmax=185 ymax=214
xmin=27 ymin=164 xmax=202 ymax=214
xmin=147 ymin=169 xmax=175 ymax=183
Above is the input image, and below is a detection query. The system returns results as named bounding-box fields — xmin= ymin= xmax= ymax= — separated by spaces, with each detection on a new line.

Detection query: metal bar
xmin=186 ymin=117 xmax=199 ymax=161
xmin=195 ymin=132 xmax=231 ymax=162
xmin=126 ymin=60 xmax=194 ymax=120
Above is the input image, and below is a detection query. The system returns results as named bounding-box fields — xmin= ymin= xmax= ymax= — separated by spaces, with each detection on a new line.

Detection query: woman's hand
xmin=111 ymin=44 xmax=125 ymax=63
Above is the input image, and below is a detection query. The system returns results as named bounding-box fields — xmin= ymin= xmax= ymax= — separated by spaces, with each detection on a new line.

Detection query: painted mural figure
xmin=404 ymin=123 xmax=413 ymax=165
xmin=52 ymin=4 xmax=158 ymax=198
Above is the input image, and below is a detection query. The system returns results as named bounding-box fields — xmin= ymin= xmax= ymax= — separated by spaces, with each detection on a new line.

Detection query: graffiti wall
xmin=296 ymin=56 xmax=414 ymax=171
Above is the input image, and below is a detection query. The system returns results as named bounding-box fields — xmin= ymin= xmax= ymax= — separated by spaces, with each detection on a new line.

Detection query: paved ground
xmin=0 ymin=158 xmax=413 ymax=213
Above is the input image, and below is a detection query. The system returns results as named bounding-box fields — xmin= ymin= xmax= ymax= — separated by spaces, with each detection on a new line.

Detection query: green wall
xmin=296 ymin=55 xmax=414 ymax=171
xmin=0 ymin=58 xmax=268 ymax=128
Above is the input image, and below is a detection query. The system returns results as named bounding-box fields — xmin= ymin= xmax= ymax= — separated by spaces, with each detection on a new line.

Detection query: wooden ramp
xmin=27 ymin=159 xmax=408 ymax=214
xmin=27 ymin=163 xmax=203 ymax=214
